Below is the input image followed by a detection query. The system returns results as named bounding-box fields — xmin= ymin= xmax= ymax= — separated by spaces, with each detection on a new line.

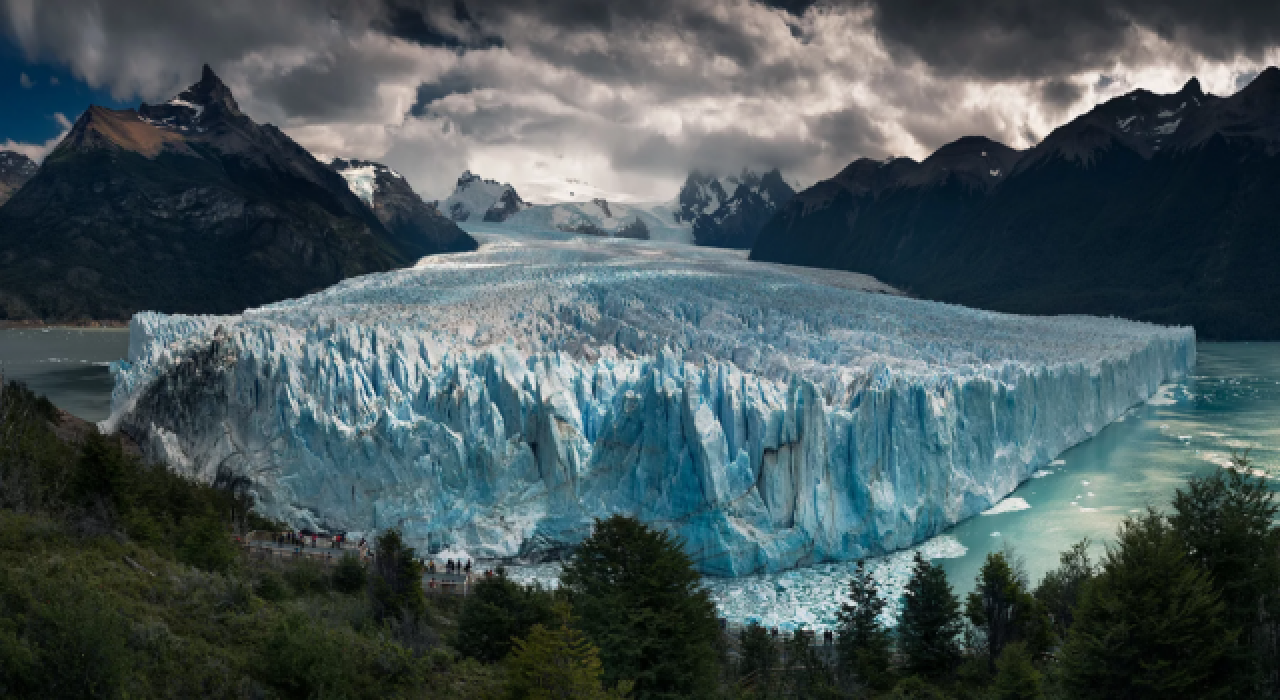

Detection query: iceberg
xmin=105 ymin=232 xmax=1195 ymax=576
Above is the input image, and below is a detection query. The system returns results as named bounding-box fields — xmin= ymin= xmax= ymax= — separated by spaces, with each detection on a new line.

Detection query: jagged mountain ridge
xmin=0 ymin=65 xmax=476 ymax=321
xmin=440 ymin=170 xmax=530 ymax=222
xmin=675 ymin=169 xmax=795 ymax=249
xmin=448 ymin=167 xmax=796 ymax=246
xmin=751 ymin=68 xmax=1280 ymax=340
xmin=0 ymin=151 xmax=36 ymax=207
xmin=330 ymin=158 xmax=478 ymax=255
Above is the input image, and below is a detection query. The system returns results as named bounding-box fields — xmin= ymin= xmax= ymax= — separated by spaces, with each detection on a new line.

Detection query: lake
xmin=4 ymin=329 xmax=1277 ymax=628
xmin=0 ymin=328 xmax=130 ymax=422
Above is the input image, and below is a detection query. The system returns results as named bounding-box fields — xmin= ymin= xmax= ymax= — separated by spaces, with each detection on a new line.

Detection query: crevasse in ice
xmin=105 ymin=232 xmax=1195 ymax=576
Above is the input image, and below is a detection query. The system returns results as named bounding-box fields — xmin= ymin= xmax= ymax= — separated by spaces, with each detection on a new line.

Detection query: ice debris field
xmin=106 ymin=230 xmax=1195 ymax=577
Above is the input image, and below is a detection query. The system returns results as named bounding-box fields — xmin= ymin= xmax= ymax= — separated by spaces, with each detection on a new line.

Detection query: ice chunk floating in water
xmin=106 ymin=231 xmax=1195 ymax=576
xmin=982 ymin=497 xmax=1031 ymax=516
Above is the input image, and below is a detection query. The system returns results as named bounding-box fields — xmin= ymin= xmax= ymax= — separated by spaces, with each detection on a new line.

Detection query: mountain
xmin=751 ymin=69 xmax=1280 ymax=340
xmin=675 ymin=169 xmax=795 ymax=248
xmin=498 ymin=197 xmax=695 ymax=242
xmin=0 ymin=65 xmax=475 ymax=321
xmin=0 ymin=151 xmax=37 ymax=206
xmin=330 ymin=158 xmax=477 ymax=255
xmin=439 ymin=170 xmax=530 ymax=222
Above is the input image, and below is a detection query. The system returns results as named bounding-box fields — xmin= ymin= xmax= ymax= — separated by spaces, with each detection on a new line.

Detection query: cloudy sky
xmin=3 ymin=0 xmax=1279 ymax=202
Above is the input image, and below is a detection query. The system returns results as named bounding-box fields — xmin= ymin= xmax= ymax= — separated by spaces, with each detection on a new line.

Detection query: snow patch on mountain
xmin=334 ymin=163 xmax=380 ymax=206
xmin=503 ymin=199 xmax=693 ymax=242
xmin=106 ymin=232 xmax=1194 ymax=577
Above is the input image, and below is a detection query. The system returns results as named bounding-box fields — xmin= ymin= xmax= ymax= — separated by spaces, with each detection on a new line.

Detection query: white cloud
xmin=3 ymin=0 xmax=1279 ymax=201
xmin=18 ymin=71 xmax=31 ymax=88
xmin=2 ymin=112 xmax=71 ymax=162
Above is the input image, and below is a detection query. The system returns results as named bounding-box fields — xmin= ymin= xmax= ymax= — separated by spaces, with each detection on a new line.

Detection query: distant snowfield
xmin=472 ymin=200 xmax=695 ymax=243
xmin=107 ymin=232 xmax=1196 ymax=577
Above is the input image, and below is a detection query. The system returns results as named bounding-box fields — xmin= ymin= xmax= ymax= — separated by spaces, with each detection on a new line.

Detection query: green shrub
xmin=332 ymin=553 xmax=368 ymax=594
xmin=255 ymin=570 xmax=289 ymax=602
xmin=0 ymin=568 xmax=129 ymax=699
xmin=177 ymin=513 xmax=238 ymax=574
xmin=283 ymin=558 xmax=330 ymax=596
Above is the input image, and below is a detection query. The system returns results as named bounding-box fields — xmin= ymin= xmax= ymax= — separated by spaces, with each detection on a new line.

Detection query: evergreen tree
xmin=1032 ymin=539 xmax=1094 ymax=641
xmin=505 ymin=602 xmax=632 ymax=700
xmin=1059 ymin=510 xmax=1237 ymax=699
xmin=835 ymin=561 xmax=893 ymax=690
xmin=898 ymin=554 xmax=962 ymax=679
xmin=989 ymin=642 xmax=1043 ymax=700
xmin=560 ymin=515 xmax=720 ymax=700
xmin=783 ymin=629 xmax=833 ymax=698
xmin=369 ymin=529 xmax=425 ymax=621
xmin=738 ymin=623 xmax=778 ymax=697
xmin=456 ymin=569 xmax=557 ymax=663
xmin=966 ymin=550 xmax=1053 ymax=669
xmin=1170 ymin=460 xmax=1280 ymax=697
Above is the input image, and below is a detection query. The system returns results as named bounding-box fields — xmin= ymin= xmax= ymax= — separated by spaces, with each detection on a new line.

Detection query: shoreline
xmin=0 ymin=320 xmax=129 ymax=330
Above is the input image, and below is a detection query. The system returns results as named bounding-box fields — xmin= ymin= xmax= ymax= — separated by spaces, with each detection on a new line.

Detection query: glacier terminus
xmin=105 ymin=232 xmax=1195 ymax=577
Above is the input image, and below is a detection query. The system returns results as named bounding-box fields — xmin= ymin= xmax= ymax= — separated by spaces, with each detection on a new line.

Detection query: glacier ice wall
xmin=106 ymin=232 xmax=1195 ymax=576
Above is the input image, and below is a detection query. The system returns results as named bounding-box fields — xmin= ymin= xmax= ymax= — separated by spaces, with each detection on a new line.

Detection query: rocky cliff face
xmin=0 ymin=151 xmax=37 ymax=207
xmin=751 ymin=69 xmax=1280 ymax=340
xmin=331 ymin=158 xmax=477 ymax=255
xmin=0 ymin=65 xmax=474 ymax=321
xmin=676 ymin=169 xmax=795 ymax=249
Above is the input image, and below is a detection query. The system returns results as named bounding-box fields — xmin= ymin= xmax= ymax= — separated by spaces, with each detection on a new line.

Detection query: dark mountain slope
xmin=676 ymin=169 xmax=796 ymax=248
xmin=330 ymin=158 xmax=477 ymax=255
xmin=0 ymin=151 xmax=37 ymax=207
xmin=751 ymin=70 xmax=1280 ymax=340
xmin=0 ymin=66 xmax=475 ymax=321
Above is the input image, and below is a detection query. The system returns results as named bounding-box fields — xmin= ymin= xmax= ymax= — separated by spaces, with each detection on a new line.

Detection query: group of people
xmin=425 ymin=558 xmax=473 ymax=575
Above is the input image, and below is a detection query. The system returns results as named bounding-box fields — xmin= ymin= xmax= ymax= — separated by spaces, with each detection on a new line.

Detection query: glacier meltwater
xmin=105 ymin=232 xmax=1195 ymax=577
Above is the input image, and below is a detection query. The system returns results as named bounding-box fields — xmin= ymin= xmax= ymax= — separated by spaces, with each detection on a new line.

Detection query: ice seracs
xmin=107 ymin=232 xmax=1195 ymax=577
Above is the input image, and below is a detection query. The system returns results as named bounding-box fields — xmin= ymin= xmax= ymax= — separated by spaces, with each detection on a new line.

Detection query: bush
xmin=255 ymin=570 xmax=289 ymax=602
xmin=332 ymin=553 xmax=368 ymax=594
xmin=0 ymin=568 xmax=129 ymax=699
xmin=177 ymin=513 xmax=238 ymax=574
xmin=283 ymin=558 xmax=330 ymax=596
xmin=990 ymin=642 xmax=1043 ymax=700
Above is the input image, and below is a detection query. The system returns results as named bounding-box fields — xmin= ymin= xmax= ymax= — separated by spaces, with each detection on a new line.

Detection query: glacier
xmin=105 ymin=231 xmax=1195 ymax=577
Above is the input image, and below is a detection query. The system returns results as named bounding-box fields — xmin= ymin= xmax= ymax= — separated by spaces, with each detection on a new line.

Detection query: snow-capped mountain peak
xmin=441 ymin=170 xmax=530 ymax=222
xmin=137 ymin=64 xmax=240 ymax=132
xmin=674 ymin=168 xmax=796 ymax=248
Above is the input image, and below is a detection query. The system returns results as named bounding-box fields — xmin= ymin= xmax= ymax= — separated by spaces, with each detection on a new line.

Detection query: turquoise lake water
xmin=935 ymin=342 xmax=1280 ymax=594
xmin=4 ymin=330 xmax=1276 ymax=626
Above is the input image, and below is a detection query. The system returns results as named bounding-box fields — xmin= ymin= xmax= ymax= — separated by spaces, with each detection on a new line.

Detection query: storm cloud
xmin=2 ymin=0 xmax=1278 ymax=200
